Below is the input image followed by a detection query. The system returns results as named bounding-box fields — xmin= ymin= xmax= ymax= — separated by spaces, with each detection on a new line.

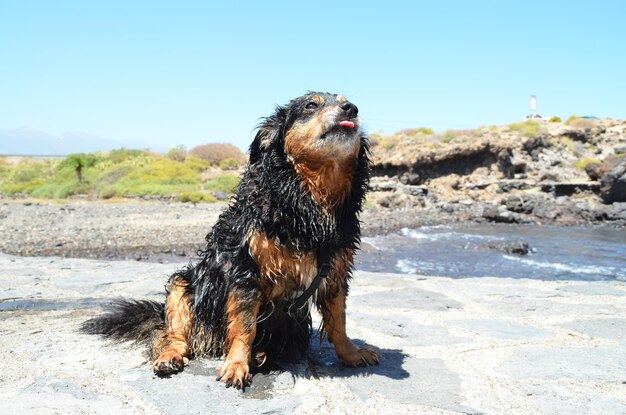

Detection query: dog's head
xmin=249 ymin=92 xmax=364 ymax=165
xmin=249 ymin=92 xmax=368 ymax=208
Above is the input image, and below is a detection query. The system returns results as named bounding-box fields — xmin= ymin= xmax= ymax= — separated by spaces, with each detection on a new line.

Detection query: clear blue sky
xmin=1 ymin=1 xmax=625 ymax=151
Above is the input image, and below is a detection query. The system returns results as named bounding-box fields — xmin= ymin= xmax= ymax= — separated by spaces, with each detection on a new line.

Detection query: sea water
xmin=358 ymin=224 xmax=626 ymax=281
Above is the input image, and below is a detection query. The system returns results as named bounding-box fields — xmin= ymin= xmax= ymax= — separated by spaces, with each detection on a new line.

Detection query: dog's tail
xmin=81 ymin=299 xmax=164 ymax=343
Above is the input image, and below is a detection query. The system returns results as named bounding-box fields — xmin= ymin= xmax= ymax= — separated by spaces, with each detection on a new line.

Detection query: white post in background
xmin=530 ymin=95 xmax=537 ymax=115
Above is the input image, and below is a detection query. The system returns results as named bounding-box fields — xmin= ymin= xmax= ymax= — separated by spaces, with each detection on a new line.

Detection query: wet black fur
xmin=82 ymin=92 xmax=370 ymax=363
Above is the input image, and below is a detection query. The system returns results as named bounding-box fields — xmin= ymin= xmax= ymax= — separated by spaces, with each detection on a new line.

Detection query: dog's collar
xmin=282 ymin=246 xmax=331 ymax=316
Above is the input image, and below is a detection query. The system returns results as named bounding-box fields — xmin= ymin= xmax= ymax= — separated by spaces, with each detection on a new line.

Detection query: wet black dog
xmin=82 ymin=92 xmax=378 ymax=390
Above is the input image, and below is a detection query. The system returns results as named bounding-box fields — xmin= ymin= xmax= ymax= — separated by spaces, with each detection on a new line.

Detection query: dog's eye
xmin=305 ymin=102 xmax=319 ymax=110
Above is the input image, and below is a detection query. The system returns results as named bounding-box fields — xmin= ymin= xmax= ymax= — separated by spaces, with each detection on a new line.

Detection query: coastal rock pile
xmin=367 ymin=119 xmax=626 ymax=226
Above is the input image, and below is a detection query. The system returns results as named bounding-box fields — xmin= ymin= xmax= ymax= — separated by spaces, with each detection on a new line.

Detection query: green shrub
xmin=380 ymin=135 xmax=401 ymax=150
xmin=398 ymin=127 xmax=435 ymax=137
xmin=0 ymin=149 xmax=240 ymax=200
xmin=219 ymin=157 xmax=239 ymax=170
xmin=178 ymin=191 xmax=216 ymax=203
xmin=508 ymin=121 xmax=541 ymax=137
xmin=108 ymin=148 xmax=149 ymax=163
xmin=549 ymin=116 xmax=562 ymax=123
xmin=189 ymin=143 xmax=245 ymax=166
xmin=415 ymin=127 xmax=435 ymax=136
xmin=36 ymin=181 xmax=91 ymax=199
xmin=0 ymin=159 xmax=9 ymax=179
xmin=98 ymin=186 xmax=117 ymax=199
xmin=439 ymin=130 xmax=458 ymax=143
xmin=0 ymin=161 xmax=49 ymax=195
xmin=568 ymin=117 xmax=595 ymax=129
xmin=573 ymin=158 xmax=600 ymax=170
xmin=166 ymin=145 xmax=187 ymax=162
xmin=204 ymin=175 xmax=239 ymax=193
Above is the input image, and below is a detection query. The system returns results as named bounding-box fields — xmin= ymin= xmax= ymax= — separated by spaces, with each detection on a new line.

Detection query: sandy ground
xmin=1 ymin=253 xmax=625 ymax=414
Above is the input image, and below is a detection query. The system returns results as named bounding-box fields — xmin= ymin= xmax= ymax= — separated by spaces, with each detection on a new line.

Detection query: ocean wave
xmin=400 ymin=227 xmax=504 ymax=243
xmin=361 ymin=236 xmax=387 ymax=251
xmin=502 ymin=255 xmax=625 ymax=279
xmin=396 ymin=259 xmax=419 ymax=274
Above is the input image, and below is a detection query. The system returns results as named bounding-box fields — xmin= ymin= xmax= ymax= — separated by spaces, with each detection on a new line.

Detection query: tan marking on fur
xmin=224 ymin=292 xmax=261 ymax=353
xmin=312 ymin=95 xmax=324 ymax=105
xmin=248 ymin=231 xmax=317 ymax=300
xmin=284 ymin=109 xmax=360 ymax=208
xmin=152 ymin=277 xmax=193 ymax=368
xmin=319 ymin=259 xmax=379 ymax=366
xmin=218 ymin=292 xmax=262 ymax=386
xmin=337 ymin=95 xmax=347 ymax=103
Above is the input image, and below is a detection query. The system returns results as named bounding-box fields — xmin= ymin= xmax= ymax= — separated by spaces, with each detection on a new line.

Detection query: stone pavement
xmin=1 ymin=253 xmax=625 ymax=414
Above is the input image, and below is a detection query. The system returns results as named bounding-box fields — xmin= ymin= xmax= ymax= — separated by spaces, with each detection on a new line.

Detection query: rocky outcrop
xmin=600 ymin=158 xmax=626 ymax=203
xmin=373 ymin=140 xmax=514 ymax=184
xmin=367 ymin=119 xmax=626 ymax=226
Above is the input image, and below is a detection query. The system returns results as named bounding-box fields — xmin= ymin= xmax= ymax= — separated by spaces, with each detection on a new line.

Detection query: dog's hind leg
xmin=152 ymin=276 xmax=193 ymax=375
xmin=217 ymin=289 xmax=261 ymax=389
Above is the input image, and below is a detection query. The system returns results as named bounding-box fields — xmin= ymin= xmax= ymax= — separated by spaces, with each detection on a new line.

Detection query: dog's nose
xmin=339 ymin=101 xmax=358 ymax=118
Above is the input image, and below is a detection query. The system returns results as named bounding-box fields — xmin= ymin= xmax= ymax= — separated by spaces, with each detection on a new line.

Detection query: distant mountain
xmin=0 ymin=128 xmax=164 ymax=155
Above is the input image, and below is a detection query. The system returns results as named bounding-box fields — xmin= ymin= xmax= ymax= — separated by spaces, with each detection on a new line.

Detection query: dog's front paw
xmin=152 ymin=350 xmax=186 ymax=375
xmin=338 ymin=347 xmax=379 ymax=367
xmin=216 ymin=359 xmax=252 ymax=390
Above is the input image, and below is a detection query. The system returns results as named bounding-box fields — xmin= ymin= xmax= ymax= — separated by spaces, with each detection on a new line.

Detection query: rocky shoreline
xmin=0 ymin=199 xmax=448 ymax=262
xmin=0 ymin=194 xmax=623 ymax=263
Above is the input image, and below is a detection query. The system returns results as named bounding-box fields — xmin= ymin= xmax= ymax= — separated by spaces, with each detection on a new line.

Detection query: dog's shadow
xmin=253 ymin=329 xmax=409 ymax=382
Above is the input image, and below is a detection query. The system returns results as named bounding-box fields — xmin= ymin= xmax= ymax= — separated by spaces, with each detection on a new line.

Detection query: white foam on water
xmin=502 ymin=255 xmax=624 ymax=279
xmin=400 ymin=227 xmax=505 ymax=243
xmin=360 ymin=236 xmax=385 ymax=251
xmin=396 ymin=259 xmax=419 ymax=274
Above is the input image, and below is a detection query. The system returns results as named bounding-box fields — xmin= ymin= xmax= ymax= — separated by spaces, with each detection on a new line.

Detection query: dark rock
xmin=369 ymin=180 xmax=397 ymax=192
xmin=403 ymin=186 xmax=428 ymax=197
xmin=213 ymin=191 xmax=229 ymax=201
xmin=563 ymin=128 xmax=592 ymax=143
xmin=377 ymin=193 xmax=410 ymax=209
xmin=482 ymin=206 xmax=517 ymax=223
xmin=615 ymin=145 xmax=626 ymax=155
xmin=539 ymin=171 xmax=560 ymax=182
xmin=511 ymin=158 xmax=527 ymax=174
xmin=604 ymin=203 xmax=626 ymax=221
xmin=584 ymin=162 xmax=603 ymax=181
xmin=497 ymin=148 xmax=514 ymax=178
xmin=497 ymin=180 xmax=529 ymax=193
xmin=504 ymin=196 xmax=536 ymax=214
xmin=437 ymin=202 xmax=456 ymax=214
xmin=399 ymin=172 xmax=421 ymax=185
xmin=487 ymin=240 xmax=533 ymax=255
xmin=540 ymin=182 xmax=600 ymax=197
xmin=522 ymin=136 xmax=551 ymax=156
xmin=586 ymin=155 xmax=618 ymax=182
xmin=600 ymin=158 xmax=626 ymax=204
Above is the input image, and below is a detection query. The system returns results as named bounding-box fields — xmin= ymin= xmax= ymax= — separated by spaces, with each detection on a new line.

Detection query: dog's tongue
xmin=339 ymin=121 xmax=355 ymax=128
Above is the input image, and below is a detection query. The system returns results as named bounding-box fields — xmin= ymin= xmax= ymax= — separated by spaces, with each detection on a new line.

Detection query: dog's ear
xmin=249 ymin=106 xmax=287 ymax=164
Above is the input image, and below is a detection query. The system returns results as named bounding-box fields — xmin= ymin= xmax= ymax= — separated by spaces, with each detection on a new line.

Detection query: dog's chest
xmin=247 ymin=231 xmax=318 ymax=300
